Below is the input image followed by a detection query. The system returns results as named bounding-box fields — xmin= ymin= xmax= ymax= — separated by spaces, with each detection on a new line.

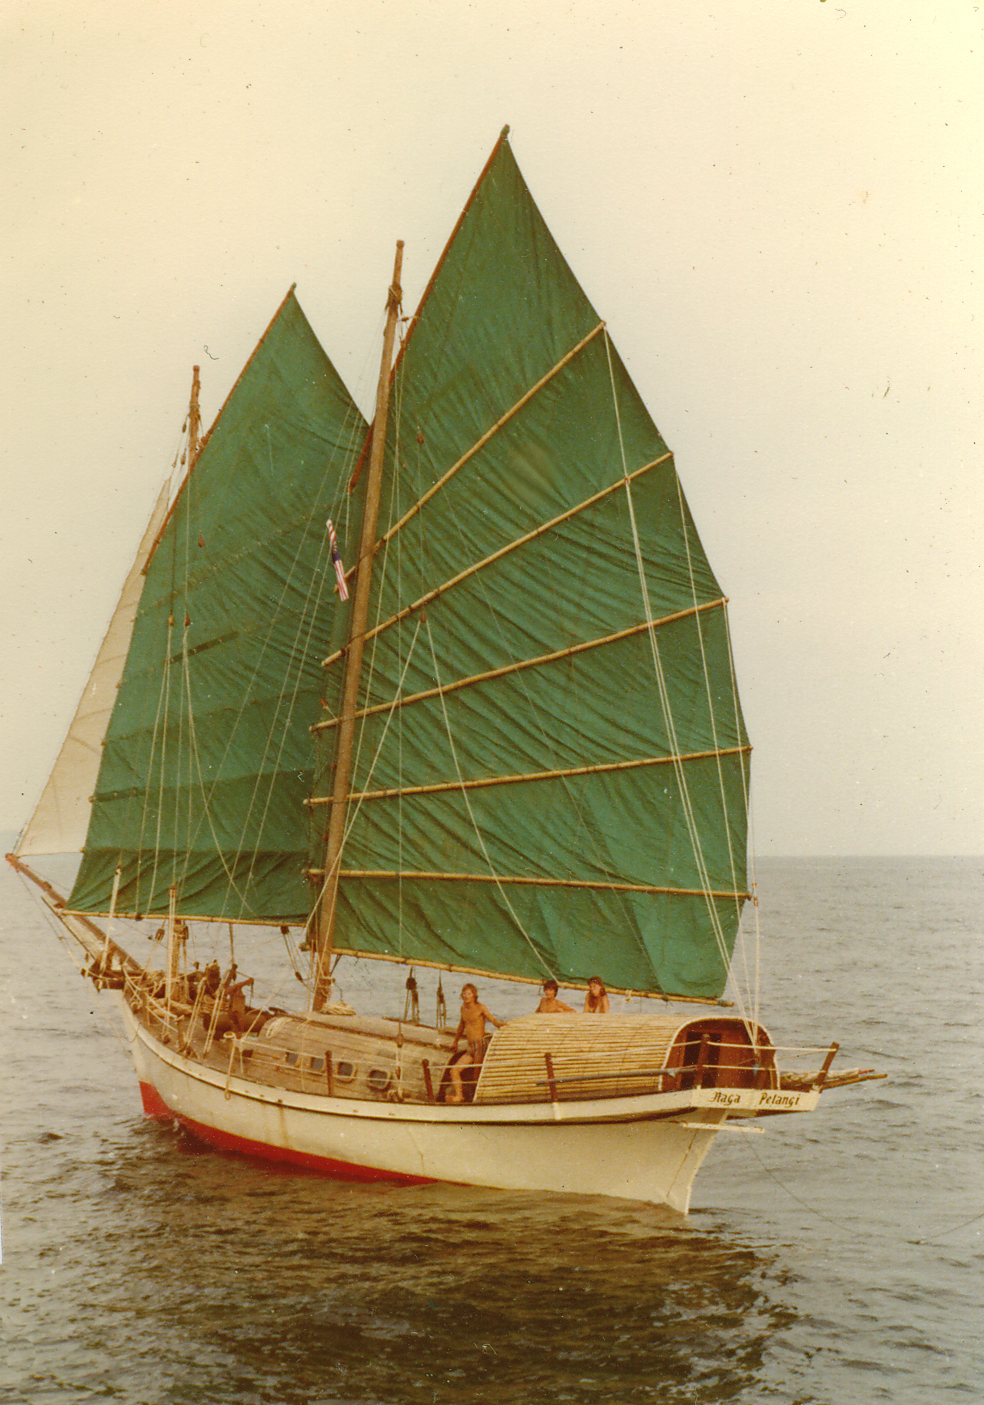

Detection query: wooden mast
xmin=188 ymin=365 xmax=201 ymax=466
xmin=313 ymin=240 xmax=404 ymax=1010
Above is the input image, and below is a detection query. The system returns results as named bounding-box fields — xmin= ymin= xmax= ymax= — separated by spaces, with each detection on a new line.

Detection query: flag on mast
xmin=327 ymin=519 xmax=349 ymax=601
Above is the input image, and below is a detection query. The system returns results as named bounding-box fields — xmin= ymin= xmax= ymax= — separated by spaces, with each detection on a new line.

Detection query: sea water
xmin=1 ymin=855 xmax=981 ymax=1404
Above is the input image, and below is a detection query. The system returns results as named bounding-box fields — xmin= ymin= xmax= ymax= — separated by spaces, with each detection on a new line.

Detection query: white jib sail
xmin=17 ymin=481 xmax=171 ymax=857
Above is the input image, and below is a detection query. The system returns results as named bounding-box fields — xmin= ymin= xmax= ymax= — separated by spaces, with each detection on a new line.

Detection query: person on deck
xmin=200 ymin=963 xmax=260 ymax=1038
xmin=224 ymin=971 xmax=255 ymax=1033
xmin=583 ymin=977 xmax=610 ymax=1014
xmin=447 ymin=984 xmax=506 ymax=1103
xmin=535 ymin=979 xmax=575 ymax=1013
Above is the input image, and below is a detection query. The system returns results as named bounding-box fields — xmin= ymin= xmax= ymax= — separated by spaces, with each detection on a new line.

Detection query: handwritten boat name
xmin=707 ymin=1089 xmax=803 ymax=1109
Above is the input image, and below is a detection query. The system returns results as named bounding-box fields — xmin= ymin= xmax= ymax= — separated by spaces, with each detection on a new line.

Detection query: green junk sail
xmin=70 ymin=132 xmax=750 ymax=1001
xmin=69 ymin=291 xmax=369 ymax=922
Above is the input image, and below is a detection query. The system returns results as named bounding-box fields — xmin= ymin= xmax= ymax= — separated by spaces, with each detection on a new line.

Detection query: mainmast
xmin=313 ymin=241 xmax=404 ymax=1010
xmin=187 ymin=365 xmax=201 ymax=466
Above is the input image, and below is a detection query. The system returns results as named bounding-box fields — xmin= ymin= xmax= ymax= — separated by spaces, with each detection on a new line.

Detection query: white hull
xmin=119 ymin=1000 xmax=819 ymax=1212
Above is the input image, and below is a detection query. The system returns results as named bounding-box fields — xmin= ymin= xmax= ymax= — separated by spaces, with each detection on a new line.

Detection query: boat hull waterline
xmin=120 ymin=1001 xmax=819 ymax=1213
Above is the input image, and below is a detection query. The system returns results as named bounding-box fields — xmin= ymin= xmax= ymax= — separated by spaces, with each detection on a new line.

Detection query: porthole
xmin=335 ymin=1060 xmax=356 ymax=1082
xmin=284 ymin=1051 xmax=299 ymax=1067
xmin=309 ymin=1056 xmax=325 ymax=1073
xmin=368 ymin=1067 xmax=391 ymax=1094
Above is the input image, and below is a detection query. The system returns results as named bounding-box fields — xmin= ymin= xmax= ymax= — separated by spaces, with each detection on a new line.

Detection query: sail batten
xmin=309 ymin=744 xmax=752 ymax=805
xmin=322 ymin=944 xmax=727 ymax=1006
xmin=320 ymin=869 xmax=749 ymax=900
xmin=371 ymin=321 xmax=606 ymax=556
xmin=316 ymin=600 xmax=725 ymax=733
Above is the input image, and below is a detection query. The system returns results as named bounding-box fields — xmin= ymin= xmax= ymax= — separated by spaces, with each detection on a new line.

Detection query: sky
xmin=2 ymin=0 xmax=981 ymax=855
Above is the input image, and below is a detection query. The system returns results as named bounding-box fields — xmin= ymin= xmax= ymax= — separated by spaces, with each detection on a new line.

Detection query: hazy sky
xmin=3 ymin=1 xmax=981 ymax=855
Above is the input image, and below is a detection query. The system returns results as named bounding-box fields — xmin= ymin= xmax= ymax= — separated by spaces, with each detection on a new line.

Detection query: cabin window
xmin=309 ymin=1056 xmax=326 ymax=1073
xmin=368 ymin=1067 xmax=391 ymax=1094
xmin=284 ymin=1051 xmax=299 ymax=1067
xmin=334 ymin=1060 xmax=356 ymax=1082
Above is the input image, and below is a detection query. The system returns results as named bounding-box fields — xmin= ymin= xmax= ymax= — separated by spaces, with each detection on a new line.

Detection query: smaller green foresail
xmin=70 ymin=292 xmax=367 ymax=922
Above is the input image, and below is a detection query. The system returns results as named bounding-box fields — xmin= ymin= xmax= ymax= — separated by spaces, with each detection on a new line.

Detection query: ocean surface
xmin=1 ymin=855 xmax=981 ymax=1404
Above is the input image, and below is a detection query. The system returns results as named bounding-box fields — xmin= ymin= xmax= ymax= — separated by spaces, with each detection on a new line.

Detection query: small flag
xmin=327 ymin=519 xmax=349 ymax=601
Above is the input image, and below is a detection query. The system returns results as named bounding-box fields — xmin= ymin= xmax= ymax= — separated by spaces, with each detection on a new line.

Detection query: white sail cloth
xmin=17 ymin=482 xmax=170 ymax=857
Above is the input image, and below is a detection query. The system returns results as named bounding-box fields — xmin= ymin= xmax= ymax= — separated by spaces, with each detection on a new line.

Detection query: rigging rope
xmin=670 ymin=473 xmax=760 ymax=1024
xmin=304 ymin=616 xmax=426 ymax=951
xmin=602 ymin=332 xmax=753 ymax=1032
xmin=423 ymin=617 xmax=554 ymax=979
xmin=155 ymin=387 xmax=369 ymax=923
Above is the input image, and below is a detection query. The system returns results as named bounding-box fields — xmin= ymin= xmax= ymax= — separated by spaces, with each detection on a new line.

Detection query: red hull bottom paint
xmin=137 ymin=1081 xmax=437 ymax=1185
xmin=139 ymin=1080 xmax=172 ymax=1118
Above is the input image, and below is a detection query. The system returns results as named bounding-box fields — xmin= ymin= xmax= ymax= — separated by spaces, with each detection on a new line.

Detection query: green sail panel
xmin=71 ymin=291 xmax=367 ymax=921
xmin=320 ymin=138 xmax=749 ymax=999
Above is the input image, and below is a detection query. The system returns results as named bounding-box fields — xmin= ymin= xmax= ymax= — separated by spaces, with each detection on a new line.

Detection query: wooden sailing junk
xmin=10 ymin=130 xmax=880 ymax=1211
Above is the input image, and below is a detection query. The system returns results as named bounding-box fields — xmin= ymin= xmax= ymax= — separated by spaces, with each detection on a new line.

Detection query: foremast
xmin=312 ymin=241 xmax=404 ymax=1010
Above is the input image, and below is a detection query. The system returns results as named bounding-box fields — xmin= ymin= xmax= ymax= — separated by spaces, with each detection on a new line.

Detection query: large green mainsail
xmin=315 ymin=133 xmax=750 ymax=1000
xmin=70 ymin=290 xmax=367 ymax=921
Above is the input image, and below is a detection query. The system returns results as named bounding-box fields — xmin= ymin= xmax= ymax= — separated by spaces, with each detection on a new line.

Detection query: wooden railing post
xmin=693 ymin=1034 xmax=710 ymax=1089
xmin=544 ymin=1052 xmax=559 ymax=1102
xmin=813 ymin=1042 xmax=839 ymax=1090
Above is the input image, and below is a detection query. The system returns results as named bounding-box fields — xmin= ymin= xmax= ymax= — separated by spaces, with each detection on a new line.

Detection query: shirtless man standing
xmin=447 ymin=984 xmax=506 ymax=1103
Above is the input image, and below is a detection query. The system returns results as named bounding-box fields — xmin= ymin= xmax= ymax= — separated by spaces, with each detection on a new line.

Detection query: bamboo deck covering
xmin=474 ymin=1013 xmax=692 ymax=1104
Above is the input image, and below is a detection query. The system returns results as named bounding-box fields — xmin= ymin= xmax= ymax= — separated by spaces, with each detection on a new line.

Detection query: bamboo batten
xmin=354 ymin=321 xmax=606 ymax=573
xmin=321 ymin=451 xmax=675 ymax=671
xmin=316 ymin=599 xmax=721 ymax=733
xmin=306 ymin=867 xmax=749 ymax=901
xmin=307 ymin=744 xmax=751 ymax=806
xmin=317 ymin=944 xmax=730 ymax=1006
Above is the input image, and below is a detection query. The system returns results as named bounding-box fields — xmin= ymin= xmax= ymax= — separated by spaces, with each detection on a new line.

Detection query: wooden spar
xmin=315 ymin=600 xmax=724 ymax=735
xmin=366 ymin=321 xmax=605 ymax=556
xmin=544 ymin=1053 xmax=558 ymax=1102
xmin=188 ymin=365 xmax=201 ymax=466
xmin=308 ymin=746 xmax=751 ymax=807
xmin=5 ymin=851 xmax=143 ymax=972
xmin=321 ymin=451 xmax=675 ymax=672
xmin=813 ymin=1041 xmax=840 ymax=1090
xmin=312 ymin=241 xmax=404 ymax=1011
xmin=306 ymin=867 xmax=750 ymax=902
xmin=165 ymin=885 xmax=179 ymax=1006
xmin=144 ymin=286 xmax=298 ymax=572
xmin=311 ymin=942 xmax=730 ymax=1006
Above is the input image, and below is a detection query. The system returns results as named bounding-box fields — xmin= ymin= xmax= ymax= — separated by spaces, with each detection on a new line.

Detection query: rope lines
xmin=422 ymin=617 xmax=554 ymax=979
xmin=602 ymin=331 xmax=753 ymax=1030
